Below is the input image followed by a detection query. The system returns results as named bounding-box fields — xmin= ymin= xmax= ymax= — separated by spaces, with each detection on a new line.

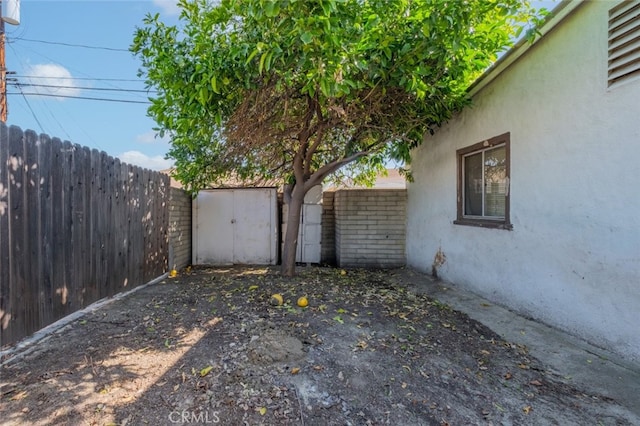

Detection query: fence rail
xmin=0 ymin=124 xmax=170 ymax=347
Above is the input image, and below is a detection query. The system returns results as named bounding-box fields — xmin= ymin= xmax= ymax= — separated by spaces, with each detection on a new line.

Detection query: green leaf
xmin=265 ymin=51 xmax=274 ymax=72
xmin=245 ymin=48 xmax=259 ymax=65
xmin=198 ymin=87 xmax=208 ymax=105
xmin=320 ymin=0 xmax=334 ymax=15
xmin=300 ymin=32 xmax=313 ymax=44
xmin=259 ymin=52 xmax=268 ymax=74
xmin=210 ymin=76 xmax=219 ymax=94
xmin=320 ymin=78 xmax=330 ymax=96
xmin=264 ymin=2 xmax=280 ymax=18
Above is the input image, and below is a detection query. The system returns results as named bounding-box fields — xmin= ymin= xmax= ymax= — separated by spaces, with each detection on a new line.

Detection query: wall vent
xmin=608 ymin=1 xmax=640 ymax=86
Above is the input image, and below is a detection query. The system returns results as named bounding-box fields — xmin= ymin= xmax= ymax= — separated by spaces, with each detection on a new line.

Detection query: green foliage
xmin=132 ymin=0 xmax=542 ymax=193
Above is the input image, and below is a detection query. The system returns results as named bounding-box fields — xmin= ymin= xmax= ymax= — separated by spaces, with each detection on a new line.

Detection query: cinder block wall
xmin=335 ymin=189 xmax=406 ymax=268
xmin=321 ymin=190 xmax=336 ymax=265
xmin=169 ymin=187 xmax=192 ymax=270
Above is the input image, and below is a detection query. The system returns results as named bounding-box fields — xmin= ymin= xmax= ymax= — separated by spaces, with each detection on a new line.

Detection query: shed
xmin=192 ymin=188 xmax=278 ymax=265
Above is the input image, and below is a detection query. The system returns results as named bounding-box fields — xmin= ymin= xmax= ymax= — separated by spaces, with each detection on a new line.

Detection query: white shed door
xmin=193 ymin=189 xmax=277 ymax=265
xmin=300 ymin=204 xmax=322 ymax=263
xmin=232 ymin=189 xmax=276 ymax=264
xmin=281 ymin=185 xmax=323 ymax=264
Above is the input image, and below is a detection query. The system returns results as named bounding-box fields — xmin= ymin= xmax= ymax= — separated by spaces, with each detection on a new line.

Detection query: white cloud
xmin=24 ymin=64 xmax=81 ymax=100
xmin=136 ymin=130 xmax=171 ymax=145
xmin=152 ymin=0 xmax=180 ymax=16
xmin=118 ymin=150 xmax=173 ymax=171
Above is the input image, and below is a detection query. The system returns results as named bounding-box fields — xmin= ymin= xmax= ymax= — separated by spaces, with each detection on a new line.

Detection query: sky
xmin=2 ymin=0 xmax=559 ymax=172
xmin=3 ymin=0 xmax=181 ymax=171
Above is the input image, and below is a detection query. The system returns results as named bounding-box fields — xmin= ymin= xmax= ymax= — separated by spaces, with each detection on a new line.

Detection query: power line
xmin=12 ymin=82 xmax=157 ymax=94
xmin=9 ymin=37 xmax=130 ymax=52
xmin=13 ymin=74 xmax=144 ymax=82
xmin=40 ymin=101 xmax=74 ymax=142
xmin=14 ymin=87 xmax=47 ymax=134
xmin=7 ymin=92 xmax=152 ymax=104
xmin=8 ymin=41 xmax=145 ymax=88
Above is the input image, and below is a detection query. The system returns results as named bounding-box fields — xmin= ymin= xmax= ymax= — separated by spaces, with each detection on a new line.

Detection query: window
xmin=608 ymin=1 xmax=640 ymax=87
xmin=455 ymin=133 xmax=512 ymax=229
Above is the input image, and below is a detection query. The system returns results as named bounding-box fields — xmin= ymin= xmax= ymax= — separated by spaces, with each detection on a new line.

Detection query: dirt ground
xmin=0 ymin=266 xmax=633 ymax=425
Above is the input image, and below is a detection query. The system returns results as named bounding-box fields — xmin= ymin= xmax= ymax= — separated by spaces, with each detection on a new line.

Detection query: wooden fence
xmin=0 ymin=124 xmax=170 ymax=347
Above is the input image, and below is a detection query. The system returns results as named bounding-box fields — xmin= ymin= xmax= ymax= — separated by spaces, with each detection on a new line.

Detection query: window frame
xmin=455 ymin=132 xmax=512 ymax=230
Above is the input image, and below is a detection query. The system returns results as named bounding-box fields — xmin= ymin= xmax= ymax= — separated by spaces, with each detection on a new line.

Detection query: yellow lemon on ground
xmin=297 ymin=296 xmax=309 ymax=308
xmin=340 ymin=269 xmax=347 ymax=276
xmin=271 ymin=294 xmax=284 ymax=306
xmin=169 ymin=269 xmax=178 ymax=278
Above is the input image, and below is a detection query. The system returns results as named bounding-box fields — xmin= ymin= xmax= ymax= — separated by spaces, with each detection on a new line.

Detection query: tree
xmin=132 ymin=0 xmax=542 ymax=276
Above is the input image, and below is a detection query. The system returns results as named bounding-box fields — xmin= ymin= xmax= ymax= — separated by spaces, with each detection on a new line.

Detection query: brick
xmin=330 ymin=188 xmax=407 ymax=268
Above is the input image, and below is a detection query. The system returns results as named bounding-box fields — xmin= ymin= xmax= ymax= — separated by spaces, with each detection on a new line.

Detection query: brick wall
xmin=321 ymin=190 xmax=336 ymax=265
xmin=169 ymin=187 xmax=192 ymax=270
xmin=334 ymin=189 xmax=406 ymax=268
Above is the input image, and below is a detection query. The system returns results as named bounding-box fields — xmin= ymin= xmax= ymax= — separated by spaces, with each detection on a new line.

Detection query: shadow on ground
xmin=1 ymin=266 xmax=637 ymax=425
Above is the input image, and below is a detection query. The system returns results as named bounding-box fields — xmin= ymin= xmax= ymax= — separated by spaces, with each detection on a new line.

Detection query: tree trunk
xmin=281 ymin=186 xmax=305 ymax=277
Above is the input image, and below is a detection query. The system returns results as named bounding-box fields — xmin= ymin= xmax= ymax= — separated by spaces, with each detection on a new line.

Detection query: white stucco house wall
xmin=406 ymin=0 xmax=640 ymax=361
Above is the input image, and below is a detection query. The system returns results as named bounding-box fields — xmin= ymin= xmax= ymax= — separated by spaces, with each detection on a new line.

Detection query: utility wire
xmin=6 ymin=43 xmax=48 ymax=133
xmin=9 ymin=42 xmax=147 ymax=93
xmin=12 ymin=82 xmax=157 ymax=94
xmin=14 ymin=87 xmax=48 ymax=134
xmin=7 ymin=42 xmax=116 ymax=151
xmin=40 ymin=103 xmax=75 ymax=142
xmin=8 ymin=37 xmax=130 ymax=52
xmin=7 ymin=92 xmax=152 ymax=104
xmin=14 ymin=74 xmax=144 ymax=82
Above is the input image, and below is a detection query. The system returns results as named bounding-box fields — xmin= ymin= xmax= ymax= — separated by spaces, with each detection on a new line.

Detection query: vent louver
xmin=608 ymin=1 xmax=640 ymax=86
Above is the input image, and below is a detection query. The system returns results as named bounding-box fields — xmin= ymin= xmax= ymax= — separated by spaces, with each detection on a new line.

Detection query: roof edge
xmin=467 ymin=0 xmax=584 ymax=97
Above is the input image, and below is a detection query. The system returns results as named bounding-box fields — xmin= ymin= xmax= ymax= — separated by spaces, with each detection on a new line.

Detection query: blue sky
xmin=4 ymin=0 xmax=181 ymax=170
xmin=3 ymin=0 xmax=558 ymax=172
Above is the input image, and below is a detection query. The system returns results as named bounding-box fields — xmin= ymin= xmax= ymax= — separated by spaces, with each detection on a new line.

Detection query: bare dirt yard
xmin=0 ymin=266 xmax=634 ymax=425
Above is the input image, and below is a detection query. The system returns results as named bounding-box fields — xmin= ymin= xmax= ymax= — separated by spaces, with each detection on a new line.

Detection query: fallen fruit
xmin=169 ymin=269 xmax=178 ymax=278
xmin=340 ymin=269 xmax=347 ymax=276
xmin=271 ymin=294 xmax=283 ymax=306
xmin=297 ymin=296 xmax=308 ymax=308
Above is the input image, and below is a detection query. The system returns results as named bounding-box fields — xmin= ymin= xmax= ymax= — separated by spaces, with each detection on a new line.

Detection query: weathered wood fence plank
xmin=0 ymin=124 xmax=10 ymax=345
xmin=38 ymin=133 xmax=54 ymax=331
xmin=0 ymin=124 xmax=170 ymax=347
xmin=25 ymin=130 xmax=39 ymax=338
xmin=8 ymin=125 xmax=26 ymax=345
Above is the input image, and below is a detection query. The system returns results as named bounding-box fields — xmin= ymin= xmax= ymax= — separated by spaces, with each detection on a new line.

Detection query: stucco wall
xmin=407 ymin=2 xmax=640 ymax=361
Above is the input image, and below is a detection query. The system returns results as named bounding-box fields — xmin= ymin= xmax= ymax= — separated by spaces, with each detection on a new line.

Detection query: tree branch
xmin=293 ymin=95 xmax=316 ymax=186
xmin=303 ymin=124 xmax=327 ymax=177
xmin=305 ymin=150 xmax=370 ymax=191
